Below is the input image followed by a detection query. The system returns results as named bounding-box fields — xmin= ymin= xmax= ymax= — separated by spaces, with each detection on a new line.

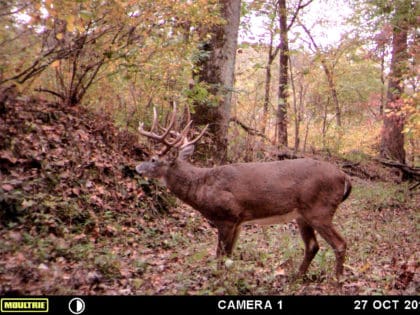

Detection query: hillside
xmin=0 ymin=96 xmax=173 ymax=293
xmin=0 ymin=96 xmax=418 ymax=295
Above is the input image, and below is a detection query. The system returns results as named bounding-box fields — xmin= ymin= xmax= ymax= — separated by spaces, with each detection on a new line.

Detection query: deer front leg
xmin=215 ymin=222 xmax=241 ymax=258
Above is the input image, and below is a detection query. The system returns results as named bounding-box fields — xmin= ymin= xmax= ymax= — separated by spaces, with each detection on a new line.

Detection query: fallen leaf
xmin=38 ymin=263 xmax=49 ymax=271
xmin=359 ymin=262 xmax=371 ymax=273
xmin=22 ymin=199 xmax=36 ymax=209
xmin=274 ymin=267 xmax=286 ymax=276
xmin=225 ymin=258 xmax=234 ymax=268
xmin=0 ymin=151 xmax=17 ymax=164
xmin=1 ymin=184 xmax=14 ymax=191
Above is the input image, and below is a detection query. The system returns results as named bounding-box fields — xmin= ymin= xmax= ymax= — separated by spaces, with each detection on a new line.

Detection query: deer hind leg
xmin=311 ymin=220 xmax=346 ymax=279
xmin=296 ymin=218 xmax=319 ymax=277
xmin=216 ymin=222 xmax=241 ymax=258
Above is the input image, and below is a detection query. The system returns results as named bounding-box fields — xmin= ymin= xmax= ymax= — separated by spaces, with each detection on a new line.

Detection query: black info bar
xmin=0 ymin=296 xmax=418 ymax=315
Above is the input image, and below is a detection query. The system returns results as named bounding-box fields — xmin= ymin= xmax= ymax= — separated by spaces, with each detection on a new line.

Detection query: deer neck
xmin=163 ymin=159 xmax=206 ymax=206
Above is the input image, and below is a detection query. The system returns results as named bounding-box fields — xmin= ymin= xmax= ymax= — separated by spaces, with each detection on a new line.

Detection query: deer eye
xmin=151 ymin=157 xmax=157 ymax=163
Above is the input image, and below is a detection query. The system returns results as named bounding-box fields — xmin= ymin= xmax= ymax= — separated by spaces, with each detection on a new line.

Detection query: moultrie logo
xmin=0 ymin=298 xmax=49 ymax=313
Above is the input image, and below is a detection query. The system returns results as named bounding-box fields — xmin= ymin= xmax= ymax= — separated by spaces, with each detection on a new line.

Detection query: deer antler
xmin=180 ymin=124 xmax=209 ymax=149
xmin=138 ymin=102 xmax=208 ymax=156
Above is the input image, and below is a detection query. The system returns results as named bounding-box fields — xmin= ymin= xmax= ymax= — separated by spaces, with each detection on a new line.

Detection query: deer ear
xmin=178 ymin=144 xmax=195 ymax=160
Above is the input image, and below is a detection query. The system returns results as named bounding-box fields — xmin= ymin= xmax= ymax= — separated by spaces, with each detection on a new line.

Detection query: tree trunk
xmin=262 ymin=1 xmax=280 ymax=138
xmin=322 ymin=97 xmax=330 ymax=149
xmin=289 ymin=57 xmax=299 ymax=152
xmin=262 ymin=0 xmax=313 ymax=142
xmin=192 ymin=0 xmax=241 ymax=164
xmin=379 ymin=45 xmax=386 ymax=116
xmin=262 ymin=41 xmax=274 ymax=136
xmin=300 ymin=22 xmax=341 ymax=127
xmin=296 ymin=81 xmax=306 ymax=153
xmin=380 ymin=2 xmax=408 ymax=164
xmin=303 ymin=117 xmax=311 ymax=153
xmin=277 ymin=0 xmax=289 ymax=147
xmin=322 ymin=61 xmax=341 ymax=127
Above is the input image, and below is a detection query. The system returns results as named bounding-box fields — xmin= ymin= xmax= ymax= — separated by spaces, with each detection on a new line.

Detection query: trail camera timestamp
xmin=353 ymin=299 xmax=419 ymax=312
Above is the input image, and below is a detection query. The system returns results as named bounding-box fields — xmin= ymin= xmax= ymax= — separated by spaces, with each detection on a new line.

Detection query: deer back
xmin=162 ymin=158 xmax=350 ymax=224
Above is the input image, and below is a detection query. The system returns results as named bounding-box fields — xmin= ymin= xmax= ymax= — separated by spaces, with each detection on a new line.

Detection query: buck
xmin=135 ymin=104 xmax=352 ymax=279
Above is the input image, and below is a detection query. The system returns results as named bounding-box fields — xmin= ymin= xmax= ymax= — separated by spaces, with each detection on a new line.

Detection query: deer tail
xmin=342 ymin=176 xmax=352 ymax=202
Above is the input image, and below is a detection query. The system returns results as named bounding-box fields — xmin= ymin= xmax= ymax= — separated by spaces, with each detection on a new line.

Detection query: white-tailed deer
xmin=136 ymin=104 xmax=352 ymax=278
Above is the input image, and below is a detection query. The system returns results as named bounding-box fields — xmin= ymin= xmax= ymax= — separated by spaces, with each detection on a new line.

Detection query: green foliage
xmin=351 ymin=0 xmax=417 ymax=33
xmin=94 ymin=252 xmax=121 ymax=279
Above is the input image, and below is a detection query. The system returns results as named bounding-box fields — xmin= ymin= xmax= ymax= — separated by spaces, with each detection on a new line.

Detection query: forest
xmin=0 ymin=0 xmax=419 ymax=296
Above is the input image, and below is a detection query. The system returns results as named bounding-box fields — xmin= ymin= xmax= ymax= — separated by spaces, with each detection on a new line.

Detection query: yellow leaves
xmin=383 ymin=94 xmax=419 ymax=138
xmin=56 ymin=33 xmax=63 ymax=40
xmin=56 ymin=12 xmax=89 ymax=34
xmin=66 ymin=15 xmax=75 ymax=32
xmin=402 ymin=127 xmax=411 ymax=134
xmin=359 ymin=262 xmax=371 ymax=273
xmin=77 ymin=24 xmax=86 ymax=33
xmin=50 ymin=60 xmax=60 ymax=68
xmin=400 ymin=93 xmax=419 ymax=137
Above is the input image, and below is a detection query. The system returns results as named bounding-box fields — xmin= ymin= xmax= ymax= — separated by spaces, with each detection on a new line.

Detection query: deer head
xmin=135 ymin=103 xmax=208 ymax=179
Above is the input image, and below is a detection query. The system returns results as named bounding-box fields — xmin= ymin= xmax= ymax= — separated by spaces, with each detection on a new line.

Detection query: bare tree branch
xmin=0 ymin=3 xmax=29 ymax=17
xmin=230 ymin=116 xmax=270 ymax=140
xmin=34 ymin=88 xmax=65 ymax=100
xmin=288 ymin=0 xmax=314 ymax=31
xmin=299 ymin=19 xmax=342 ymax=126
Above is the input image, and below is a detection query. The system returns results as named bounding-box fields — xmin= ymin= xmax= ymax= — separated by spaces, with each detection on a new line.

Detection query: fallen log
xmin=375 ymin=158 xmax=420 ymax=182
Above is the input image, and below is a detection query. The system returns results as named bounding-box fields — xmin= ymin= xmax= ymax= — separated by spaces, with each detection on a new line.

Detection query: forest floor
xmin=0 ymin=97 xmax=419 ymax=295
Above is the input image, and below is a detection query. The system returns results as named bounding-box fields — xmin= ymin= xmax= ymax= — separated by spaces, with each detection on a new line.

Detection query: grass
xmin=0 ymin=179 xmax=418 ymax=295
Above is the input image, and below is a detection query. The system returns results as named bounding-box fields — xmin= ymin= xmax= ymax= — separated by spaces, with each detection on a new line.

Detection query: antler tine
xmin=180 ymin=124 xmax=209 ymax=149
xmin=157 ymin=102 xmax=177 ymax=140
xmin=151 ymin=106 xmax=158 ymax=132
xmin=171 ymin=120 xmax=193 ymax=148
xmin=156 ymin=144 xmax=172 ymax=156
xmin=138 ymin=121 xmax=161 ymax=140
xmin=155 ymin=120 xmax=192 ymax=150
xmin=167 ymin=105 xmax=193 ymax=148
xmin=159 ymin=104 xmax=191 ymax=142
xmin=185 ymin=105 xmax=191 ymax=125
xmin=138 ymin=107 xmax=160 ymax=139
xmin=138 ymin=103 xmax=177 ymax=141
